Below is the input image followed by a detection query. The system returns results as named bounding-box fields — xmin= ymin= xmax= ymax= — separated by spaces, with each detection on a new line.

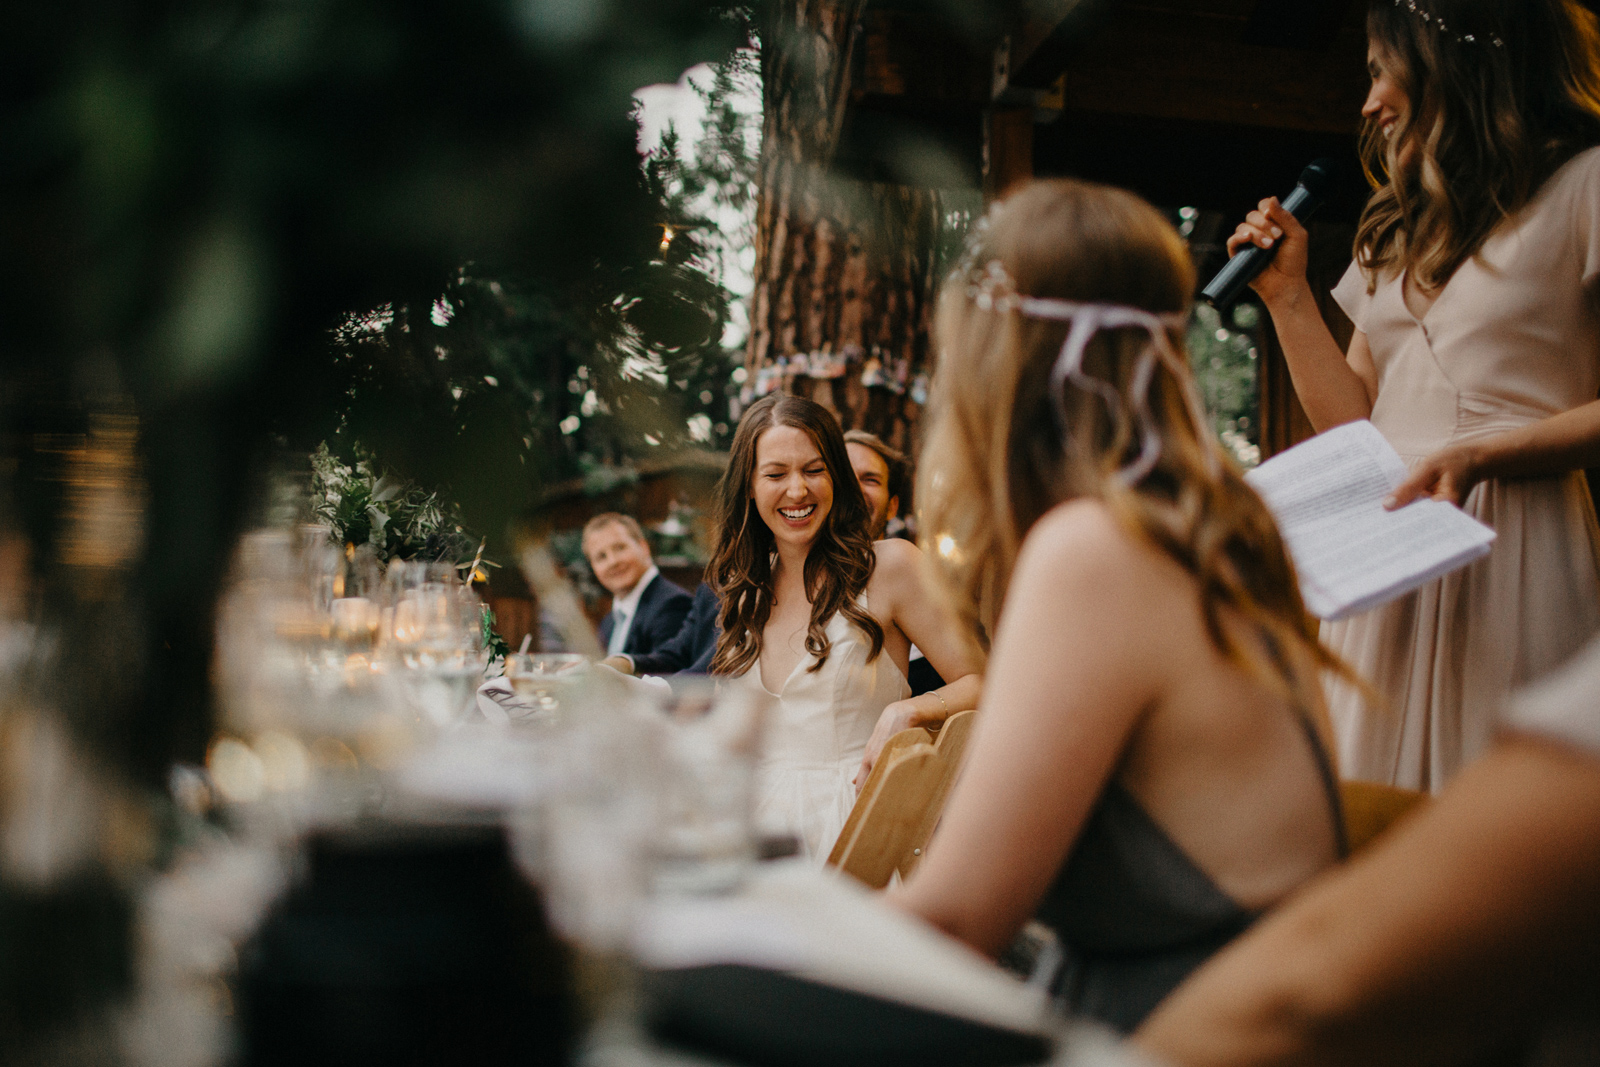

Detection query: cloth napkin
xmin=474 ymin=675 xmax=527 ymax=724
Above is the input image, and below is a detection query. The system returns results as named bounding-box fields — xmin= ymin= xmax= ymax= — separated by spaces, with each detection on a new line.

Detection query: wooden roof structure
xmin=840 ymin=1 xmax=1371 ymax=205
xmin=834 ymin=0 xmax=1377 ymax=456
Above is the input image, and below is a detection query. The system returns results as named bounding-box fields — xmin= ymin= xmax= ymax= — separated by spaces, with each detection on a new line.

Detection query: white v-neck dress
xmin=1325 ymin=145 xmax=1600 ymax=792
xmin=725 ymin=605 xmax=910 ymax=860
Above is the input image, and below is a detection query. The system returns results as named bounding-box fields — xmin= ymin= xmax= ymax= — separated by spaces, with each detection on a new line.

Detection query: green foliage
xmin=327 ymin=44 xmax=762 ymax=543
xmin=481 ymin=605 xmax=512 ymax=664
xmin=308 ymin=443 xmax=478 ymax=565
xmin=1187 ymin=303 xmax=1263 ymax=468
xmin=640 ymin=47 xmax=762 ymax=291
xmin=328 ymin=258 xmax=733 ymax=530
xmin=2 ymin=0 xmax=748 ymax=782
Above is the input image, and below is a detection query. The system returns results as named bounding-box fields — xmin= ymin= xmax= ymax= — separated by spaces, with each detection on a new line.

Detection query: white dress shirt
xmin=606 ymin=565 xmax=659 ymax=656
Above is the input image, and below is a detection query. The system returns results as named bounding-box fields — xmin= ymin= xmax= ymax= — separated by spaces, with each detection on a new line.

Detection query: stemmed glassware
xmin=389 ymin=576 xmax=487 ymax=728
xmin=502 ymin=652 xmax=589 ymax=722
xmin=212 ymin=534 xmax=500 ymax=838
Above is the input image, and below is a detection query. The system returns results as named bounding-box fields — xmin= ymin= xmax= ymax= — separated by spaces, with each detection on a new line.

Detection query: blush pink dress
xmin=1325 ymin=146 xmax=1600 ymax=792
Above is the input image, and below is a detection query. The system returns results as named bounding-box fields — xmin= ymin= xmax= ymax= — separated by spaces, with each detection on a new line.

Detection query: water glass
xmin=648 ymin=679 xmax=769 ymax=895
xmin=330 ymin=596 xmax=379 ymax=654
xmin=389 ymin=584 xmax=485 ymax=727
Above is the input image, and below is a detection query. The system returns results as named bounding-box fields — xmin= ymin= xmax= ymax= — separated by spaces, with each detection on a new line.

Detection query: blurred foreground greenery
xmin=1 ymin=0 xmax=746 ymax=782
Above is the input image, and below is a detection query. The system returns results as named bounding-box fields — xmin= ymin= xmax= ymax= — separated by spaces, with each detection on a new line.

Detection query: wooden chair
xmin=827 ymin=710 xmax=977 ymax=888
xmin=1340 ymin=779 xmax=1428 ymax=854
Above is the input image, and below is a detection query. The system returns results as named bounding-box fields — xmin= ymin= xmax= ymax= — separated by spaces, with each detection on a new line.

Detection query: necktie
xmin=607 ymin=607 xmax=628 ymax=655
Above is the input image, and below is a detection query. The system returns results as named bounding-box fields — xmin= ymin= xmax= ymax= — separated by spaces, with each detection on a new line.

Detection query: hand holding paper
xmin=1245 ymin=421 xmax=1496 ymax=620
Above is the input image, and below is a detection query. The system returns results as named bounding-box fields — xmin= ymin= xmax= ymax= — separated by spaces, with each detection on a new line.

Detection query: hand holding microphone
xmin=1203 ymin=159 xmax=1336 ymax=310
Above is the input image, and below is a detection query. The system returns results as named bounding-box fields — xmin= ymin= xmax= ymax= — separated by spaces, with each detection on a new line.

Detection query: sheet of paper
xmin=633 ymin=860 xmax=1049 ymax=1033
xmin=1246 ymin=421 xmax=1496 ymax=620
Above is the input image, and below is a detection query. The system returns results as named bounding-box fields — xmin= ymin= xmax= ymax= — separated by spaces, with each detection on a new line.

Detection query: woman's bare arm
xmin=1386 ymin=396 xmax=1600 ymax=508
xmin=1231 ymin=197 xmax=1377 ymax=430
xmin=871 ymin=537 xmax=985 ymax=684
xmin=854 ymin=538 xmax=986 ymax=785
xmin=889 ymin=504 xmax=1169 ymax=955
xmin=1133 ymin=735 xmax=1600 ymax=1067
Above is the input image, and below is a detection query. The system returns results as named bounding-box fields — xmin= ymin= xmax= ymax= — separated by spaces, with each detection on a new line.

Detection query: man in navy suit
xmin=605 ymin=580 xmax=719 ymax=678
xmin=582 ymin=512 xmax=692 ymax=659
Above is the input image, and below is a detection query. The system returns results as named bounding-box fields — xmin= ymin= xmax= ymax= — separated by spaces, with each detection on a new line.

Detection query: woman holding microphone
xmin=1228 ymin=0 xmax=1600 ymax=791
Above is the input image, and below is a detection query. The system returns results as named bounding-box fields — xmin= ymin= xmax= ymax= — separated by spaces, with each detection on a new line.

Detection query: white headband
xmin=968 ymin=260 xmax=1214 ymax=486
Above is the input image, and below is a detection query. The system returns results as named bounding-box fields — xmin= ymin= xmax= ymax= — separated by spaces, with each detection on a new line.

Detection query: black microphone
xmin=1201 ymin=158 xmax=1336 ymax=310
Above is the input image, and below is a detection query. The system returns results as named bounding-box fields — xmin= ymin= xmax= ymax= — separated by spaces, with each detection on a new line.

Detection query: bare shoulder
xmin=1020 ymin=499 xmax=1143 ymax=568
xmin=865 ymin=536 xmax=926 ymax=613
xmin=1014 ymin=500 xmax=1187 ymax=613
xmin=871 ymin=536 xmax=923 ymax=578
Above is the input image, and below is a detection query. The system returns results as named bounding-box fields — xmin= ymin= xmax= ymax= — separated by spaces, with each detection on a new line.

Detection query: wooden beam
xmin=1243 ymin=0 xmax=1356 ymax=51
xmin=984 ymin=107 xmax=1035 ymax=202
xmin=857 ymin=8 xmax=992 ymax=106
xmin=1007 ymin=0 xmax=1113 ymax=90
xmin=1032 ymin=111 xmax=1367 ymax=223
xmin=1050 ymin=5 xmax=1367 ymax=133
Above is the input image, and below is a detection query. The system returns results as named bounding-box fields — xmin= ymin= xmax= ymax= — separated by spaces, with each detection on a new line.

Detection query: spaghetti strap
xmin=1266 ymin=634 xmax=1349 ymax=859
xmin=1289 ymin=701 xmax=1349 ymax=859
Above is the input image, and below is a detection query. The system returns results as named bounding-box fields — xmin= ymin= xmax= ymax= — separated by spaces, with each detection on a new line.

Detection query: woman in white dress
xmin=706 ymin=393 xmax=985 ymax=859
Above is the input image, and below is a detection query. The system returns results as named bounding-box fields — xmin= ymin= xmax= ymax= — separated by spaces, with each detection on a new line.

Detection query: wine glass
xmin=503 ymin=653 xmax=589 ymax=721
xmin=390 ymin=585 xmax=485 ymax=728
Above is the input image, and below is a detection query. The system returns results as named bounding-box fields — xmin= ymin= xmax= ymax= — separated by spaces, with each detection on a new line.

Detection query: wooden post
xmin=984 ymin=107 xmax=1034 ymax=203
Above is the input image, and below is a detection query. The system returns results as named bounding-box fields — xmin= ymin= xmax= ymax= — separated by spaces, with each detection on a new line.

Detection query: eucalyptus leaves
xmin=309 ymin=443 xmax=480 ymax=565
xmin=308 ymin=443 xmax=510 ymax=662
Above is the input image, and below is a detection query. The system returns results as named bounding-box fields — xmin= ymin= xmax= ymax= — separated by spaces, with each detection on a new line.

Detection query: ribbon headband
xmin=965 ymin=260 xmax=1211 ymax=487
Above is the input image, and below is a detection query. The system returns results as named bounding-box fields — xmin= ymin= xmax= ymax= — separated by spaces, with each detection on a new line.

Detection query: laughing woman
xmin=708 ymin=394 xmax=984 ymax=860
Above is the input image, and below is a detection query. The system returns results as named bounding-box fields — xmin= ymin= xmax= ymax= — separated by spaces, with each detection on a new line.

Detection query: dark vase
xmin=238 ymin=820 xmax=575 ymax=1067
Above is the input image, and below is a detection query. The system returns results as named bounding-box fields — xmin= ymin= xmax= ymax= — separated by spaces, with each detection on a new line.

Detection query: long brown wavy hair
xmin=921 ymin=179 xmax=1347 ymax=707
xmin=707 ymin=394 xmax=883 ymax=676
xmin=1357 ymin=0 xmax=1600 ymax=291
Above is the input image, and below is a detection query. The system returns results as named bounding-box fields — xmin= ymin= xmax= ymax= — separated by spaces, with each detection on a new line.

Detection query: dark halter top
xmin=1033 ymin=695 xmax=1347 ymax=1034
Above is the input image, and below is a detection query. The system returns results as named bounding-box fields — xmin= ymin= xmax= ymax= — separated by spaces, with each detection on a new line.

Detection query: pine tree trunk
xmin=746 ymin=0 xmax=945 ymax=452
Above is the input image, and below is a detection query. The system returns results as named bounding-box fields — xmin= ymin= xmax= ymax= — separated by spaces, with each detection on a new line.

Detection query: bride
xmin=708 ymin=394 xmax=984 ymax=859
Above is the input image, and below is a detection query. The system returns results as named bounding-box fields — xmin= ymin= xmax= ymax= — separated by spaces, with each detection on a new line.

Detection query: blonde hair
xmin=920 ymin=179 xmax=1344 ymax=703
xmin=582 ymin=512 xmax=646 ymax=547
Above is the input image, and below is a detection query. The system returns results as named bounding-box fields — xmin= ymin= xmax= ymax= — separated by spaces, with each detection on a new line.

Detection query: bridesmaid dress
xmin=1323 ymin=146 xmax=1600 ymax=791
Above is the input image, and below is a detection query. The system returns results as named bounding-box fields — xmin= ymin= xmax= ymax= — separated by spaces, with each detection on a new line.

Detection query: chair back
xmin=1340 ymin=779 xmax=1427 ymax=854
xmin=827 ymin=710 xmax=977 ymax=888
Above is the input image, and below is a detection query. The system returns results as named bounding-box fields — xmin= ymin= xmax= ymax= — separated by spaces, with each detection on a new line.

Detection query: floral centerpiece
xmin=309 ymin=443 xmax=481 ymax=565
xmin=308 ymin=443 xmax=508 ymax=660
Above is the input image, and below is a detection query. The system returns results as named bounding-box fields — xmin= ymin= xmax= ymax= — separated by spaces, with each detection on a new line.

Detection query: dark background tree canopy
xmin=1 ymin=0 xmax=745 ymax=781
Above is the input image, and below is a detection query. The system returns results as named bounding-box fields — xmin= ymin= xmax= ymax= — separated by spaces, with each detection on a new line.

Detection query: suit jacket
xmin=630 ymin=582 xmax=720 ymax=676
xmin=906 ymin=655 xmax=946 ymax=697
xmin=598 ymin=572 xmax=693 ymax=658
